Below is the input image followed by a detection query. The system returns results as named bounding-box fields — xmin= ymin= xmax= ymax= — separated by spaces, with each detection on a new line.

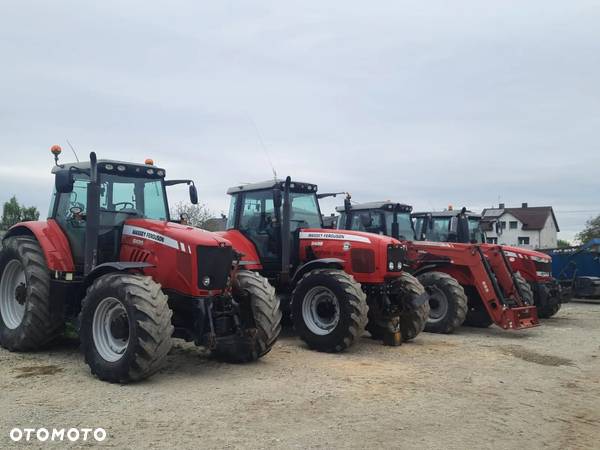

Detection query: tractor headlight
xmin=396 ymin=261 xmax=402 ymax=270
xmin=388 ymin=261 xmax=395 ymax=271
xmin=202 ymin=276 xmax=211 ymax=287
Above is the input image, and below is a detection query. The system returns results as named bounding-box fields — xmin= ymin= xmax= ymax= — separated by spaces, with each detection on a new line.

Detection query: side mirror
xmin=55 ymin=170 xmax=74 ymax=193
xmin=457 ymin=216 xmax=470 ymax=243
xmin=189 ymin=184 xmax=198 ymax=205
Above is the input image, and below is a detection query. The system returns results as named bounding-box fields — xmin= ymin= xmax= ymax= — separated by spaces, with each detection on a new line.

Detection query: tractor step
xmin=497 ymin=306 xmax=540 ymax=330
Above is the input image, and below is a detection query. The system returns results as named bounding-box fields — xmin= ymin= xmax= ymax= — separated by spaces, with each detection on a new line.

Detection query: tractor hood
xmin=300 ymin=228 xmax=400 ymax=246
xmin=499 ymin=244 xmax=551 ymax=263
xmin=123 ymin=218 xmax=231 ymax=249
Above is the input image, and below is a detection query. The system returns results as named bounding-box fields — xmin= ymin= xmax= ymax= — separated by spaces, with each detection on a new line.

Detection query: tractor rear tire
xmin=0 ymin=236 xmax=63 ymax=351
xmin=514 ymin=272 xmax=534 ymax=306
xmin=291 ymin=269 xmax=368 ymax=353
xmin=213 ymin=270 xmax=281 ymax=363
xmin=367 ymin=273 xmax=430 ymax=342
xmin=418 ymin=271 xmax=467 ymax=334
xmin=79 ymin=273 xmax=173 ymax=383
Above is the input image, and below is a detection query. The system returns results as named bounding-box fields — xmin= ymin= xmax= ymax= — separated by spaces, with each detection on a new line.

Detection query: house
xmin=481 ymin=203 xmax=559 ymax=249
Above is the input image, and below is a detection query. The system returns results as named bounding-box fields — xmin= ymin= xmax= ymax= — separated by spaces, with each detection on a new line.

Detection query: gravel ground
xmin=1 ymin=302 xmax=599 ymax=449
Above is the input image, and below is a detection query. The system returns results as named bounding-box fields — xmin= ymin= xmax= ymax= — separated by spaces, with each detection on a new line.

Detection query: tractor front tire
xmin=418 ymin=271 xmax=468 ymax=334
xmin=538 ymin=302 xmax=561 ymax=318
xmin=366 ymin=273 xmax=429 ymax=342
xmin=0 ymin=236 xmax=63 ymax=351
xmin=79 ymin=273 xmax=173 ymax=383
xmin=291 ymin=269 xmax=368 ymax=353
xmin=213 ymin=270 xmax=281 ymax=363
xmin=514 ymin=272 xmax=534 ymax=306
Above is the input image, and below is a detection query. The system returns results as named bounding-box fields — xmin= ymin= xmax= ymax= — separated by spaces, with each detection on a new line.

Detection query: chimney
xmin=499 ymin=203 xmax=505 ymax=209
xmin=522 ymin=202 xmax=528 ymax=208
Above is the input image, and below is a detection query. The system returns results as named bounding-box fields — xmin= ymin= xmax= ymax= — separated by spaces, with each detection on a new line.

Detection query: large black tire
xmin=418 ymin=271 xmax=468 ymax=334
xmin=538 ymin=302 xmax=561 ymax=318
xmin=514 ymin=272 xmax=534 ymax=306
xmin=291 ymin=269 xmax=368 ymax=353
xmin=0 ymin=236 xmax=63 ymax=351
xmin=367 ymin=273 xmax=430 ymax=342
xmin=213 ymin=270 xmax=281 ymax=363
xmin=79 ymin=273 xmax=173 ymax=383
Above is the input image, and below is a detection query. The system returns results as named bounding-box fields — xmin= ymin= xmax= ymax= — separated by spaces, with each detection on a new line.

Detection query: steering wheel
xmin=113 ymin=202 xmax=135 ymax=211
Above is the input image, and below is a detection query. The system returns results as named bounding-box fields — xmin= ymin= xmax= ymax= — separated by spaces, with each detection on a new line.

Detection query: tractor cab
xmin=412 ymin=209 xmax=485 ymax=244
xmin=336 ymin=201 xmax=415 ymax=241
xmin=224 ymin=178 xmax=323 ymax=279
xmin=49 ymin=152 xmax=198 ymax=274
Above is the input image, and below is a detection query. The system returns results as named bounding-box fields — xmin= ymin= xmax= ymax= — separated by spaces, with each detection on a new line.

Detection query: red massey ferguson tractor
xmin=337 ymin=200 xmax=539 ymax=333
xmin=412 ymin=209 xmax=563 ymax=318
xmin=216 ymin=177 xmax=430 ymax=352
xmin=0 ymin=147 xmax=281 ymax=383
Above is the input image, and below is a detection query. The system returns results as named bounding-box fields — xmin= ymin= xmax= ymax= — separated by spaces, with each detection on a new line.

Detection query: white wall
xmin=484 ymin=211 xmax=557 ymax=249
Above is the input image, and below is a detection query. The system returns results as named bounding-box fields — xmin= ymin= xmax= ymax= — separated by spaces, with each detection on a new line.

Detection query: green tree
xmin=1 ymin=196 xmax=41 ymax=230
xmin=557 ymin=239 xmax=571 ymax=248
xmin=1 ymin=196 xmax=22 ymax=230
xmin=576 ymin=214 xmax=600 ymax=244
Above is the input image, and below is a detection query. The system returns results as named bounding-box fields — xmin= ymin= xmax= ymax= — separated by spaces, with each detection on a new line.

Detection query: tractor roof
xmin=412 ymin=210 xmax=481 ymax=219
xmin=336 ymin=201 xmax=412 ymax=213
xmin=52 ymin=160 xmax=165 ymax=178
xmin=226 ymin=179 xmax=318 ymax=195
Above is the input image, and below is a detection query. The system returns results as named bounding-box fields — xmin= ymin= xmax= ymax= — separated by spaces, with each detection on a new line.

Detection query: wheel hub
xmin=92 ymin=297 xmax=130 ymax=362
xmin=427 ymin=286 xmax=449 ymax=323
xmin=302 ymin=286 xmax=340 ymax=336
xmin=15 ymin=283 xmax=27 ymax=305
xmin=0 ymin=260 xmax=27 ymax=329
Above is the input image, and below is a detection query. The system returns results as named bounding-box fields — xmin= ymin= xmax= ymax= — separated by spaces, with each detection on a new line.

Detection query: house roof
xmin=482 ymin=206 xmax=559 ymax=232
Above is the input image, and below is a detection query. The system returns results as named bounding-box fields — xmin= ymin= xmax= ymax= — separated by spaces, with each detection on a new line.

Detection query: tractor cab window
xmin=413 ymin=216 xmax=425 ymax=240
xmin=383 ymin=212 xmax=415 ymax=240
xmin=239 ymin=190 xmax=277 ymax=259
xmin=349 ymin=211 xmax=385 ymax=234
xmin=99 ymin=174 xmax=168 ymax=221
xmin=289 ymin=193 xmax=322 ymax=230
xmin=468 ymin=218 xmax=485 ymax=244
xmin=429 ymin=217 xmax=451 ymax=242
xmin=226 ymin=194 xmax=238 ymax=229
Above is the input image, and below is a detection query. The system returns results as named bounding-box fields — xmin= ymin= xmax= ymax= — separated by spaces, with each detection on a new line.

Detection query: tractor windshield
xmin=468 ymin=217 xmax=485 ymax=244
xmin=100 ymin=174 xmax=168 ymax=220
xmin=383 ymin=211 xmax=415 ymax=240
xmin=290 ymin=192 xmax=322 ymax=230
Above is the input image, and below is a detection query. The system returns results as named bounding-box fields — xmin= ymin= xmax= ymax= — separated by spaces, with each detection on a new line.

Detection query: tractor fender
xmin=83 ymin=262 xmax=154 ymax=289
xmin=3 ymin=220 xmax=75 ymax=272
xmin=411 ymin=262 xmax=450 ymax=277
xmin=292 ymin=258 xmax=345 ymax=284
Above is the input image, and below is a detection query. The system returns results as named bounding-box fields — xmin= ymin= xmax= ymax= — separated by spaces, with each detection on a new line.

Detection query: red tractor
xmin=217 ymin=177 xmax=430 ymax=352
xmin=337 ymin=200 xmax=539 ymax=333
xmin=412 ymin=209 xmax=563 ymax=318
xmin=0 ymin=147 xmax=281 ymax=383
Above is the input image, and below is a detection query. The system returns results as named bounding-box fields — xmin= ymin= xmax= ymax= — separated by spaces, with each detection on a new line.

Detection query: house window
xmin=518 ymin=236 xmax=530 ymax=245
xmin=499 ymin=221 xmax=507 ymax=229
xmin=487 ymin=237 xmax=498 ymax=244
xmin=509 ymin=221 xmax=518 ymax=229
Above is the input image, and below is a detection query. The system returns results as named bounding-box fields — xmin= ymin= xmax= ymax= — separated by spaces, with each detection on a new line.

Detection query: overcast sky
xmin=1 ymin=1 xmax=598 ymax=242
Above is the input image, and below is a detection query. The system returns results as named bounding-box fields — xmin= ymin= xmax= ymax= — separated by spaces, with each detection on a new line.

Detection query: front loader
xmin=412 ymin=208 xmax=564 ymax=318
xmin=0 ymin=146 xmax=281 ymax=383
xmin=217 ymin=177 xmax=430 ymax=352
xmin=337 ymin=200 xmax=539 ymax=333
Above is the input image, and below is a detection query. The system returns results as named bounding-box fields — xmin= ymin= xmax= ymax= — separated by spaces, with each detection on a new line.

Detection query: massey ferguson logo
xmin=299 ymin=232 xmax=371 ymax=244
xmin=131 ymin=228 xmax=165 ymax=243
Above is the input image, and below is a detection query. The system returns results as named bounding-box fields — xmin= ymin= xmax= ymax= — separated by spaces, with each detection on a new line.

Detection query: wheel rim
xmin=0 ymin=260 xmax=27 ymax=329
xmin=92 ymin=297 xmax=130 ymax=362
xmin=302 ymin=286 xmax=340 ymax=336
xmin=427 ymin=286 xmax=448 ymax=324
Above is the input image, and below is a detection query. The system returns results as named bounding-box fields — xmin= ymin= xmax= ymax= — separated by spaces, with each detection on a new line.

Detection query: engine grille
xmin=196 ymin=245 xmax=234 ymax=290
xmin=351 ymin=248 xmax=376 ymax=273
xmin=534 ymin=259 xmax=552 ymax=275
